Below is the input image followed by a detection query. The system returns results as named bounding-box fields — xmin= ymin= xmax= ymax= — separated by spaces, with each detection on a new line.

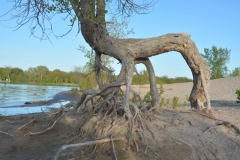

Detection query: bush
xmin=144 ymin=91 xmax=151 ymax=102
xmin=172 ymin=97 xmax=179 ymax=109
xmin=236 ymin=89 xmax=240 ymax=101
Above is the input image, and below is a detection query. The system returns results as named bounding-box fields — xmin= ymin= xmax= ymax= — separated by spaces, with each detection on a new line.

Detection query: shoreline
xmin=1 ymin=90 xmax=82 ymax=109
xmin=0 ymin=90 xmax=82 ymax=116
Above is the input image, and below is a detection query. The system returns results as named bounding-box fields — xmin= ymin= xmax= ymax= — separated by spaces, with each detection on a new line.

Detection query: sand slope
xmin=126 ymin=76 xmax=240 ymax=104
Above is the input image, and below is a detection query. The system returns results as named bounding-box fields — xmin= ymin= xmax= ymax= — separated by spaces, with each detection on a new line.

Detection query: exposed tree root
xmin=181 ymin=110 xmax=240 ymax=134
xmin=54 ymin=137 xmax=124 ymax=160
xmin=203 ymin=124 xmax=223 ymax=134
xmin=24 ymin=114 xmax=63 ymax=136
xmin=5 ymin=119 xmax=26 ymax=124
xmin=171 ymin=136 xmax=192 ymax=147
xmin=15 ymin=103 xmax=71 ymax=135
xmin=0 ymin=131 xmax=15 ymax=137
xmin=110 ymin=135 xmax=118 ymax=160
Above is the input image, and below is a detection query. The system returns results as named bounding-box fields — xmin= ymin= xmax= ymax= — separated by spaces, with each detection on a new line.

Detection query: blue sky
xmin=0 ymin=0 xmax=239 ymax=78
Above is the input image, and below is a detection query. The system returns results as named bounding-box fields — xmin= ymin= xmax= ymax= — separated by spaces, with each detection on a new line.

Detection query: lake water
xmin=0 ymin=83 xmax=74 ymax=115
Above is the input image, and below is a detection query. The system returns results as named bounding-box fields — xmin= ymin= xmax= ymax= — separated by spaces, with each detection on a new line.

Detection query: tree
xmin=4 ymin=0 xmax=212 ymax=114
xmin=201 ymin=46 xmax=230 ymax=79
xmin=230 ymin=67 xmax=240 ymax=77
xmin=25 ymin=67 xmax=38 ymax=82
xmin=9 ymin=67 xmax=24 ymax=82
xmin=36 ymin=66 xmax=49 ymax=82
xmin=4 ymin=66 xmax=11 ymax=82
xmin=72 ymin=65 xmax=85 ymax=84
xmin=3 ymin=1 xmax=215 ymax=159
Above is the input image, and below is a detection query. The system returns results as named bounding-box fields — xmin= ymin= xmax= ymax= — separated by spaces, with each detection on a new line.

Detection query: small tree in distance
xmin=201 ymin=46 xmax=230 ymax=79
xmin=230 ymin=67 xmax=240 ymax=77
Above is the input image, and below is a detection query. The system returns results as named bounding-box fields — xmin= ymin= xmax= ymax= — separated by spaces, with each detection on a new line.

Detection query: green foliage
xmin=236 ymin=89 xmax=240 ymax=101
xmin=0 ymin=65 xmax=85 ymax=86
xmin=172 ymin=97 xmax=179 ymax=109
xmin=158 ymin=84 xmax=165 ymax=96
xmin=230 ymin=67 xmax=240 ymax=77
xmin=77 ymin=46 xmax=95 ymax=72
xmin=158 ymin=84 xmax=165 ymax=107
xmin=126 ymin=132 xmax=135 ymax=139
xmin=132 ymin=69 xmax=149 ymax=85
xmin=201 ymin=46 xmax=231 ymax=79
xmin=183 ymin=94 xmax=189 ymax=108
xmin=143 ymin=84 xmax=168 ymax=107
xmin=79 ymin=73 xmax=98 ymax=91
xmin=107 ymin=17 xmax=134 ymax=39
xmin=185 ymin=94 xmax=189 ymax=101
xmin=165 ymin=99 xmax=170 ymax=108
xmin=144 ymin=91 xmax=151 ymax=102
xmin=132 ymin=73 xmax=192 ymax=85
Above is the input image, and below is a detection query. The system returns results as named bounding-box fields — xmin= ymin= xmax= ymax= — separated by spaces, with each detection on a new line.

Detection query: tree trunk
xmin=135 ymin=58 xmax=160 ymax=108
xmin=71 ymin=0 xmax=211 ymax=112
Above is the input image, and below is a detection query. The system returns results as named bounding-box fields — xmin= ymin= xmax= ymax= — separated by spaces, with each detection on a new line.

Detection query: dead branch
xmin=110 ymin=135 xmax=118 ymax=160
xmin=54 ymin=138 xmax=124 ymax=160
xmin=0 ymin=131 xmax=15 ymax=137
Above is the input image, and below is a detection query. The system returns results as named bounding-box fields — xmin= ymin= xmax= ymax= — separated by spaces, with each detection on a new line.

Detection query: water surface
xmin=0 ymin=83 xmax=74 ymax=115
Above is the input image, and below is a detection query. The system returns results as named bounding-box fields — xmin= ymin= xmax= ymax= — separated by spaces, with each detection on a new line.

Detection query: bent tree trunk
xmin=71 ymin=0 xmax=211 ymax=114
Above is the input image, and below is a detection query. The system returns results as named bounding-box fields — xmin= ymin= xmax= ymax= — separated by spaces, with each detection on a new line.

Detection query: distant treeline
xmin=0 ymin=66 xmax=192 ymax=87
xmin=132 ymin=70 xmax=192 ymax=85
xmin=0 ymin=66 xmax=83 ymax=86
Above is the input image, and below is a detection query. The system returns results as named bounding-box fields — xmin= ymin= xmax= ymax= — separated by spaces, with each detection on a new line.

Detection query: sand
xmin=0 ymin=76 xmax=240 ymax=160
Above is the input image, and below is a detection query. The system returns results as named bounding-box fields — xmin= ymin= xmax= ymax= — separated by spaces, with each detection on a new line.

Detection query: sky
xmin=0 ymin=0 xmax=239 ymax=79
